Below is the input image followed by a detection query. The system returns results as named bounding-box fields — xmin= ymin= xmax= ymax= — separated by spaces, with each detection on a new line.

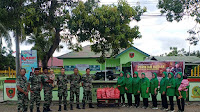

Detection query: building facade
xmin=58 ymin=45 xmax=150 ymax=74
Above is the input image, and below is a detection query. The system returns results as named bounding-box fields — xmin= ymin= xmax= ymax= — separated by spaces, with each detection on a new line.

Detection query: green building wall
xmin=63 ymin=48 xmax=148 ymax=75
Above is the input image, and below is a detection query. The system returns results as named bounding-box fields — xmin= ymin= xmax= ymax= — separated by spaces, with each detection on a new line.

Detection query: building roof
xmin=146 ymin=56 xmax=200 ymax=63
xmin=58 ymin=45 xmax=150 ymax=59
xmin=39 ymin=57 xmax=63 ymax=67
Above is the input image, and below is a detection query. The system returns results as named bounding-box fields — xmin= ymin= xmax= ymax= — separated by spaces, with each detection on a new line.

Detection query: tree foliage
xmin=0 ymin=0 xmax=146 ymax=68
xmin=20 ymin=0 xmax=73 ymax=68
xmin=158 ymin=0 xmax=200 ymax=45
xmin=160 ymin=46 xmax=200 ymax=58
xmin=0 ymin=47 xmax=15 ymax=70
xmin=67 ymin=0 xmax=146 ymax=63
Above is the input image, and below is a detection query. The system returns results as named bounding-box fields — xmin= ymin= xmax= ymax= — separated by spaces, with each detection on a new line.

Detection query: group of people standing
xmin=117 ymin=71 xmax=189 ymax=112
xmin=16 ymin=67 xmax=94 ymax=112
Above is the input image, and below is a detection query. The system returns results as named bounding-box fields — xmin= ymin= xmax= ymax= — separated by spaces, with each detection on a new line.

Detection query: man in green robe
xmin=116 ymin=71 xmax=126 ymax=107
xmin=167 ymin=72 xmax=176 ymax=112
xmin=140 ymin=73 xmax=150 ymax=109
xmin=125 ymin=72 xmax=133 ymax=107
xmin=150 ymin=72 xmax=159 ymax=109
xmin=132 ymin=71 xmax=141 ymax=108
xmin=160 ymin=72 xmax=168 ymax=111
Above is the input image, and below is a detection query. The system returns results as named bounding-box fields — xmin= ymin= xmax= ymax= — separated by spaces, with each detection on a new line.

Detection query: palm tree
xmin=0 ymin=23 xmax=11 ymax=53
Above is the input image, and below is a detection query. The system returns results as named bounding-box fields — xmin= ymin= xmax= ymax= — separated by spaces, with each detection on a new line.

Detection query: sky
xmin=2 ymin=0 xmax=200 ymax=57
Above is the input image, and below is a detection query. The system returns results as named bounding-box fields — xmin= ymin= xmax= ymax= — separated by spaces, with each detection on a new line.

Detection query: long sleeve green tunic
xmin=117 ymin=72 xmax=126 ymax=94
xmin=166 ymin=72 xmax=176 ymax=96
xmin=160 ymin=72 xmax=168 ymax=94
xmin=125 ymin=73 xmax=133 ymax=93
xmin=132 ymin=72 xmax=141 ymax=95
xmin=140 ymin=73 xmax=150 ymax=98
xmin=150 ymin=73 xmax=159 ymax=95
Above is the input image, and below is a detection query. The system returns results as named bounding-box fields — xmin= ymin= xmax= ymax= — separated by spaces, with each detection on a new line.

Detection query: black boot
xmin=47 ymin=106 xmax=52 ymax=111
xmin=30 ymin=109 xmax=33 ymax=112
xmin=37 ymin=107 xmax=41 ymax=112
xmin=24 ymin=108 xmax=28 ymax=112
xmin=76 ymin=104 xmax=81 ymax=109
xmin=64 ymin=105 xmax=67 ymax=111
xmin=58 ymin=105 xmax=61 ymax=111
xmin=70 ymin=104 xmax=73 ymax=110
xmin=43 ymin=108 xmax=47 ymax=112
xmin=89 ymin=103 xmax=94 ymax=108
xmin=82 ymin=103 xmax=85 ymax=109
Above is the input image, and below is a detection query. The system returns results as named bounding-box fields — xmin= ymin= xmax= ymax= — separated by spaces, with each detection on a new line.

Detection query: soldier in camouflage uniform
xmin=68 ymin=68 xmax=82 ymax=110
xmin=16 ymin=68 xmax=29 ymax=112
xmin=28 ymin=68 xmax=42 ymax=112
xmin=57 ymin=68 xmax=68 ymax=111
xmin=41 ymin=67 xmax=53 ymax=112
xmin=81 ymin=68 xmax=94 ymax=109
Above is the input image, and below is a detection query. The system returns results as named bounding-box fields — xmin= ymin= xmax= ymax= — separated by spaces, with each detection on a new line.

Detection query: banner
xmin=21 ymin=50 xmax=38 ymax=80
xmin=89 ymin=65 xmax=100 ymax=71
xmin=131 ymin=61 xmax=185 ymax=81
xmin=76 ymin=64 xmax=89 ymax=71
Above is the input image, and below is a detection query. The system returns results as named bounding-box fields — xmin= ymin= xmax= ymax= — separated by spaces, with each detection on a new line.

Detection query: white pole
xmin=105 ymin=60 xmax=106 ymax=81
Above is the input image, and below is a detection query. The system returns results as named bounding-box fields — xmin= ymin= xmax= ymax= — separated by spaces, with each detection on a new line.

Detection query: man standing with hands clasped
xmin=16 ymin=68 xmax=29 ymax=112
xmin=28 ymin=68 xmax=42 ymax=112
xmin=82 ymin=68 xmax=94 ymax=109
xmin=68 ymin=68 xmax=82 ymax=110
xmin=57 ymin=68 xmax=68 ymax=111
xmin=41 ymin=67 xmax=53 ymax=112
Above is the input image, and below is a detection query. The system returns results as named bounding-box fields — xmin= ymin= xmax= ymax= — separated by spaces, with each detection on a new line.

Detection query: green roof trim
xmin=115 ymin=46 xmax=150 ymax=58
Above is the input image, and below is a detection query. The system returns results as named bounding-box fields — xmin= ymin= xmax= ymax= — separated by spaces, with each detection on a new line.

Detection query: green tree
xmin=26 ymin=28 xmax=63 ymax=67
xmin=0 ymin=23 xmax=11 ymax=53
xmin=160 ymin=47 xmax=187 ymax=56
xmin=24 ymin=0 xmax=146 ymax=67
xmin=20 ymin=0 xmax=74 ymax=68
xmin=1 ymin=0 xmax=146 ymax=68
xmin=0 ymin=47 xmax=15 ymax=70
xmin=0 ymin=0 xmax=27 ymax=73
xmin=158 ymin=0 xmax=200 ymax=45
xmin=67 ymin=0 xmax=146 ymax=63
xmin=160 ymin=46 xmax=200 ymax=57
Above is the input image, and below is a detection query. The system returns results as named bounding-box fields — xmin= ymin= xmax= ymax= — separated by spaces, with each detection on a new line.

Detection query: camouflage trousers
xmin=70 ymin=88 xmax=80 ymax=104
xmin=43 ymin=88 xmax=52 ymax=109
xmin=58 ymin=89 xmax=68 ymax=105
xmin=82 ymin=90 xmax=92 ymax=103
xmin=17 ymin=93 xmax=29 ymax=112
xmin=30 ymin=91 xmax=41 ymax=109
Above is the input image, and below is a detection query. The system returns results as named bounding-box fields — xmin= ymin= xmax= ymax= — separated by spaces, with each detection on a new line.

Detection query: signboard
xmin=189 ymin=82 xmax=200 ymax=101
xmin=131 ymin=61 xmax=185 ymax=81
xmin=21 ymin=50 xmax=38 ymax=80
xmin=89 ymin=65 xmax=100 ymax=71
xmin=64 ymin=65 xmax=75 ymax=71
xmin=76 ymin=64 xmax=89 ymax=71
xmin=4 ymin=80 xmax=17 ymax=100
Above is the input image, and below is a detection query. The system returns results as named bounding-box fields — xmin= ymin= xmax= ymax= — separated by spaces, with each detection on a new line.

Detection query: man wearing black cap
xmin=41 ymin=67 xmax=53 ymax=112
xmin=28 ymin=68 xmax=42 ymax=112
